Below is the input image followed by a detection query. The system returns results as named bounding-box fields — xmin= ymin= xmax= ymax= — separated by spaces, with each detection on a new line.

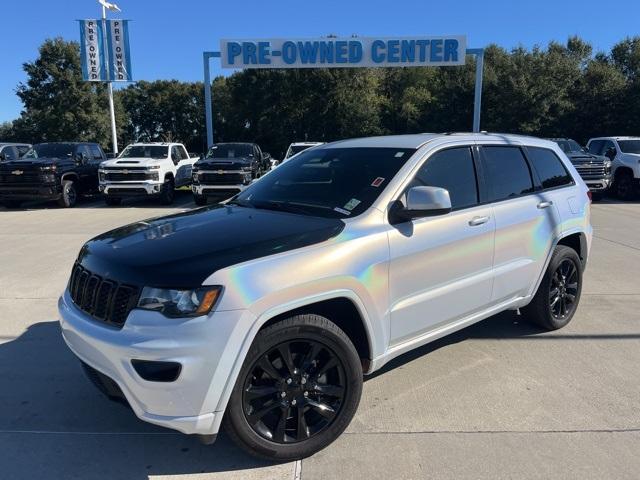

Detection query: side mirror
xmin=605 ymin=147 xmax=616 ymax=160
xmin=390 ymin=186 xmax=452 ymax=223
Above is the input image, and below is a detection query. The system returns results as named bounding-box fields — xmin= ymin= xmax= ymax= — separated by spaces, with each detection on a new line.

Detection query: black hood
xmin=0 ymin=157 xmax=73 ymax=170
xmin=77 ymin=204 xmax=345 ymax=289
xmin=565 ymin=151 xmax=605 ymax=163
xmin=196 ymin=157 xmax=253 ymax=169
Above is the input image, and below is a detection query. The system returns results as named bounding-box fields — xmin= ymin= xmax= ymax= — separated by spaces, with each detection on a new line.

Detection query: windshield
xmin=119 ymin=145 xmax=168 ymax=159
xmin=207 ymin=144 xmax=252 ymax=159
xmin=232 ymin=147 xmax=416 ymax=218
xmin=24 ymin=144 xmax=75 ymax=159
xmin=618 ymin=140 xmax=640 ymax=154
xmin=285 ymin=145 xmax=314 ymax=159
xmin=555 ymin=140 xmax=584 ymax=154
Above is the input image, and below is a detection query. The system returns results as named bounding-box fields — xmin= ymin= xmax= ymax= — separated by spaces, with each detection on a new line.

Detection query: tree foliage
xmin=4 ymin=36 xmax=640 ymax=156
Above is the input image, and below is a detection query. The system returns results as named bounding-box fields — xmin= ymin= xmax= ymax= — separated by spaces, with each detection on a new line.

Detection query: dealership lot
xmin=0 ymin=195 xmax=639 ymax=479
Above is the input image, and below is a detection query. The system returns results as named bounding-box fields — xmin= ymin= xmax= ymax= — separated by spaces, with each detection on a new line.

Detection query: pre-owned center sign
xmin=220 ymin=36 xmax=466 ymax=69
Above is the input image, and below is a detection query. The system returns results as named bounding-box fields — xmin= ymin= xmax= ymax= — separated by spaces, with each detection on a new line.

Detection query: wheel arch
xmin=614 ymin=165 xmax=634 ymax=180
xmin=60 ymin=172 xmax=79 ymax=183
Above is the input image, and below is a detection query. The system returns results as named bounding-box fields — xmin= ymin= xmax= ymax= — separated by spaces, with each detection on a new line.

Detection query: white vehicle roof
xmin=325 ymin=133 xmax=555 ymax=149
xmin=288 ymin=142 xmax=325 ymax=147
xmin=125 ymin=142 xmax=181 ymax=146
xmin=588 ymin=136 xmax=640 ymax=142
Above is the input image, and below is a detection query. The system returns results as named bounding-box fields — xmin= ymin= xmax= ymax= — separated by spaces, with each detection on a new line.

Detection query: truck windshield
xmin=24 ymin=144 xmax=75 ymax=159
xmin=119 ymin=145 xmax=168 ymax=159
xmin=555 ymin=140 xmax=584 ymax=153
xmin=618 ymin=140 xmax=640 ymax=154
xmin=207 ymin=144 xmax=252 ymax=159
xmin=231 ymin=147 xmax=416 ymax=218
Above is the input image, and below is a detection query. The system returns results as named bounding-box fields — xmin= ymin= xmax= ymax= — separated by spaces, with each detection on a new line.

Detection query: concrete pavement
xmin=0 ymin=195 xmax=638 ymax=479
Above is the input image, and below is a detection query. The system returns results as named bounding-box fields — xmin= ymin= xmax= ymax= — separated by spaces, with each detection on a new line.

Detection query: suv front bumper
xmin=583 ymin=178 xmax=611 ymax=192
xmin=0 ymin=183 xmax=62 ymax=200
xmin=58 ymin=290 xmax=255 ymax=435
xmin=100 ymin=182 xmax=163 ymax=196
xmin=192 ymin=184 xmax=247 ymax=196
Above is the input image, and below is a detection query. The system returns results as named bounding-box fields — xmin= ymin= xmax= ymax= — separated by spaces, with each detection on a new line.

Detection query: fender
xmin=60 ymin=172 xmax=79 ymax=183
xmin=208 ymin=288 xmax=377 ymax=433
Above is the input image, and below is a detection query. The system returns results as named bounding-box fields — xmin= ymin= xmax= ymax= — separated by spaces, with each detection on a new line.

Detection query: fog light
xmin=131 ymin=360 xmax=182 ymax=382
xmin=99 ymin=185 xmax=105 ymax=192
xmin=153 ymin=185 xmax=160 ymax=192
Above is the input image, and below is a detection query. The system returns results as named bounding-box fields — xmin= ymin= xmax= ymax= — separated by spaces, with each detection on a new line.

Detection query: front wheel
xmin=193 ymin=194 xmax=207 ymax=206
xmin=522 ymin=245 xmax=583 ymax=330
xmin=57 ymin=180 xmax=77 ymax=208
xmin=614 ymin=171 xmax=636 ymax=201
xmin=223 ymin=314 xmax=363 ymax=461
xmin=159 ymin=177 xmax=175 ymax=205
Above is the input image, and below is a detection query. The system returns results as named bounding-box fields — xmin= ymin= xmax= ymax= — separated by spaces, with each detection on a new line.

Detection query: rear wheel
xmin=159 ymin=177 xmax=175 ymax=205
xmin=58 ymin=180 xmax=77 ymax=208
xmin=193 ymin=194 xmax=207 ymax=206
xmin=614 ymin=170 xmax=636 ymax=200
xmin=522 ymin=245 xmax=583 ymax=330
xmin=223 ymin=314 xmax=363 ymax=461
xmin=104 ymin=196 xmax=122 ymax=206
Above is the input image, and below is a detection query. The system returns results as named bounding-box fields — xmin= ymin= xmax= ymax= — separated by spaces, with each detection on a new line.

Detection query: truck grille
xmin=68 ymin=263 xmax=139 ymax=328
xmin=0 ymin=172 xmax=46 ymax=183
xmin=200 ymin=172 xmax=245 ymax=184
xmin=104 ymin=172 xmax=154 ymax=181
xmin=574 ymin=164 xmax=606 ymax=179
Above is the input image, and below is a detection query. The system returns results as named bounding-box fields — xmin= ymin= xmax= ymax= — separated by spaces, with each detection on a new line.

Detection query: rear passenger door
xmin=388 ymin=145 xmax=495 ymax=344
xmin=479 ymin=145 xmax=562 ymax=303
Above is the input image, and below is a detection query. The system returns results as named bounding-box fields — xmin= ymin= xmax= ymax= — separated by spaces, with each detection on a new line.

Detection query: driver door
xmin=74 ymin=145 xmax=94 ymax=193
xmin=387 ymin=145 xmax=495 ymax=345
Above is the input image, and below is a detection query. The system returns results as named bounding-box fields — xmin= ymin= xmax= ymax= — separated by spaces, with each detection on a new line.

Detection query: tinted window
xmin=1 ymin=146 xmax=18 ymax=160
xmin=89 ymin=144 xmax=103 ymax=160
xmin=587 ymin=140 xmax=604 ymax=155
xmin=482 ymin=147 xmax=534 ymax=202
xmin=17 ymin=146 xmax=31 ymax=157
xmin=119 ymin=145 xmax=168 ymax=159
xmin=528 ymin=148 xmax=573 ymax=189
xmin=412 ymin=147 xmax=478 ymax=209
xmin=235 ymin=147 xmax=415 ymax=218
xmin=26 ymin=144 xmax=75 ymax=158
xmin=618 ymin=140 xmax=640 ymax=154
xmin=207 ymin=143 xmax=253 ymax=159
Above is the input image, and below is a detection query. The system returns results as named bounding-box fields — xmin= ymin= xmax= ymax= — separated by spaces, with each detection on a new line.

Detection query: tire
xmin=3 ymin=200 xmax=22 ymax=209
xmin=223 ymin=314 xmax=363 ymax=461
xmin=522 ymin=245 xmax=583 ymax=330
xmin=614 ymin=170 xmax=636 ymax=201
xmin=194 ymin=194 xmax=207 ymax=206
xmin=104 ymin=196 xmax=122 ymax=206
xmin=159 ymin=177 xmax=175 ymax=205
xmin=57 ymin=180 xmax=78 ymax=208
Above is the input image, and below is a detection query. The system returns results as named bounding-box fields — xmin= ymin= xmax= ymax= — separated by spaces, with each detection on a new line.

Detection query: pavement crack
xmin=593 ymin=234 xmax=640 ymax=252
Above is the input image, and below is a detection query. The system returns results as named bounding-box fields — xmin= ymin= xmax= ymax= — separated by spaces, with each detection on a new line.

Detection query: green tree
xmin=12 ymin=38 xmax=118 ymax=149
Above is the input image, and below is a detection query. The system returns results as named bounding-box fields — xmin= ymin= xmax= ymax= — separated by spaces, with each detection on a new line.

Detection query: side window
xmin=76 ymin=145 xmax=91 ymax=159
xmin=602 ymin=140 xmax=617 ymax=160
xmin=171 ymin=146 xmax=180 ymax=163
xmin=412 ymin=147 xmax=479 ymax=210
xmin=89 ymin=145 xmax=104 ymax=162
xmin=587 ymin=140 xmax=603 ymax=155
xmin=179 ymin=146 xmax=189 ymax=160
xmin=527 ymin=147 xmax=574 ymax=190
xmin=482 ymin=146 xmax=534 ymax=202
xmin=17 ymin=146 xmax=31 ymax=157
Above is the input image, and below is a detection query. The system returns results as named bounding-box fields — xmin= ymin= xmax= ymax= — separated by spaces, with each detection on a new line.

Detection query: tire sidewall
xmin=542 ymin=246 xmax=583 ymax=329
xmin=225 ymin=316 xmax=362 ymax=460
xmin=160 ymin=177 xmax=175 ymax=204
xmin=60 ymin=180 xmax=77 ymax=208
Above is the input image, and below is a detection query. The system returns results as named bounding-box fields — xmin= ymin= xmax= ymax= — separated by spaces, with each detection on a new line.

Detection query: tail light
xmin=587 ymin=191 xmax=592 ymax=202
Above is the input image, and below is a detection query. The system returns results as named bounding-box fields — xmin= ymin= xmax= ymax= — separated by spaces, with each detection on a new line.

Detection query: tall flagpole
xmin=101 ymin=3 xmax=118 ymax=155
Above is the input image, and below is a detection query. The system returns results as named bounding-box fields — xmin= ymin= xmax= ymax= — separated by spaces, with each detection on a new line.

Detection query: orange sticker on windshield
xmin=371 ymin=177 xmax=385 ymax=187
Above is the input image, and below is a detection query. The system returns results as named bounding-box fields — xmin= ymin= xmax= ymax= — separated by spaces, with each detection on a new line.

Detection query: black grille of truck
xmin=0 ymin=172 xmax=46 ymax=183
xmin=104 ymin=172 xmax=154 ymax=181
xmin=68 ymin=263 xmax=139 ymax=328
xmin=200 ymin=172 xmax=245 ymax=184
xmin=571 ymin=158 xmax=606 ymax=179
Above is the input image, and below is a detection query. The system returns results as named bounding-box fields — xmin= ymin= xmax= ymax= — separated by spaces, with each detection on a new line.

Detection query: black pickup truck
xmin=191 ymin=142 xmax=271 ymax=205
xmin=0 ymin=142 xmax=106 ymax=208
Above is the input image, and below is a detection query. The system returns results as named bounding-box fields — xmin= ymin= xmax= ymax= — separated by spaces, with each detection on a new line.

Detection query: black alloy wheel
xmin=549 ymin=259 xmax=578 ymax=320
xmin=615 ymin=171 xmax=635 ymax=200
xmin=223 ymin=314 xmax=362 ymax=461
xmin=242 ymin=339 xmax=346 ymax=444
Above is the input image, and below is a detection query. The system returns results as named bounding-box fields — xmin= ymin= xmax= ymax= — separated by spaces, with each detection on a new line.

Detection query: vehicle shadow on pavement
xmin=0 ymin=321 xmax=281 ymax=480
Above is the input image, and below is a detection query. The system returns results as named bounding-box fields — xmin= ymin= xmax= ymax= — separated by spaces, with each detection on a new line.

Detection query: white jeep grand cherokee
xmin=59 ymin=133 xmax=592 ymax=460
xmin=99 ymin=142 xmax=197 ymax=205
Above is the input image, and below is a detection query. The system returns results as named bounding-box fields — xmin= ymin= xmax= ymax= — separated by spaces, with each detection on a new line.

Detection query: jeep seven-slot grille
xmin=68 ymin=264 xmax=139 ymax=328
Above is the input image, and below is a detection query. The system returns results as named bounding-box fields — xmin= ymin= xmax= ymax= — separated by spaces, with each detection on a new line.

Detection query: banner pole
xmin=102 ymin=4 xmax=118 ymax=154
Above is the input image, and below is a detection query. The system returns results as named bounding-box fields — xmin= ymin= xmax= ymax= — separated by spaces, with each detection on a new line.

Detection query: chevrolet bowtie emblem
xmin=122 ymin=169 xmax=129 ymax=174
xmin=11 ymin=170 xmax=23 ymax=175
xmin=217 ymin=170 xmax=224 ymax=174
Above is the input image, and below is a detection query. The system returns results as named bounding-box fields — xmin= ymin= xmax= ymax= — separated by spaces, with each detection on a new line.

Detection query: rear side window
xmin=412 ymin=147 xmax=478 ymax=210
xmin=527 ymin=147 xmax=573 ymax=189
xmin=482 ymin=146 xmax=534 ymax=202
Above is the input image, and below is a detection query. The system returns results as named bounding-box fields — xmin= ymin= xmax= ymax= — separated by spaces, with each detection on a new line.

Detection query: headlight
xmin=192 ymin=172 xmax=199 ymax=182
xmin=147 ymin=165 xmax=161 ymax=170
xmin=99 ymin=172 xmax=105 ymax=182
xmin=40 ymin=165 xmax=57 ymax=171
xmin=604 ymin=160 xmax=612 ymax=173
xmin=137 ymin=286 xmax=222 ymax=318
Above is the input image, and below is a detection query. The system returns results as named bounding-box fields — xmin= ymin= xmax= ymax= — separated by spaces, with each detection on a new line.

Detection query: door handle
xmin=469 ymin=215 xmax=490 ymax=226
xmin=537 ymin=201 xmax=553 ymax=209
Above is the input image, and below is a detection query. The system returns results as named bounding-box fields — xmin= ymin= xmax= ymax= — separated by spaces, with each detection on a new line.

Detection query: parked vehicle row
xmin=3 ymin=136 xmax=640 ymax=209
xmin=58 ymin=133 xmax=592 ymax=460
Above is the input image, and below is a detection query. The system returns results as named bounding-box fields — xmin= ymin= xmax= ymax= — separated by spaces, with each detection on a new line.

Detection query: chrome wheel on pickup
xmin=224 ymin=314 xmax=362 ymax=461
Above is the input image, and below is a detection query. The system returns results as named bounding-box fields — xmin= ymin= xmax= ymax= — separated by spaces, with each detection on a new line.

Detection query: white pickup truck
xmin=99 ymin=142 xmax=198 ymax=205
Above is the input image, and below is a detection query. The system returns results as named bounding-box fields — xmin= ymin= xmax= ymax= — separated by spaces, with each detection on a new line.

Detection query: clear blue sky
xmin=2 ymin=0 xmax=640 ymax=123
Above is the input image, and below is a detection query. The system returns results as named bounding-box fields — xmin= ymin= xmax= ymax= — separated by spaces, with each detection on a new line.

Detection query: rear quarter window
xmin=527 ymin=147 xmax=574 ymax=190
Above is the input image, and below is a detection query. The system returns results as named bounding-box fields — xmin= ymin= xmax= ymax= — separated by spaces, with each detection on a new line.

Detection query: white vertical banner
xmin=79 ymin=20 xmax=107 ymax=81
xmin=106 ymin=19 xmax=133 ymax=81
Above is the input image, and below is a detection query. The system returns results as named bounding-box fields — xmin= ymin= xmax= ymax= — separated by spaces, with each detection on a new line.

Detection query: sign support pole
xmin=102 ymin=5 xmax=118 ymax=154
xmin=466 ymin=48 xmax=485 ymax=133
xmin=203 ymin=51 xmax=220 ymax=150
